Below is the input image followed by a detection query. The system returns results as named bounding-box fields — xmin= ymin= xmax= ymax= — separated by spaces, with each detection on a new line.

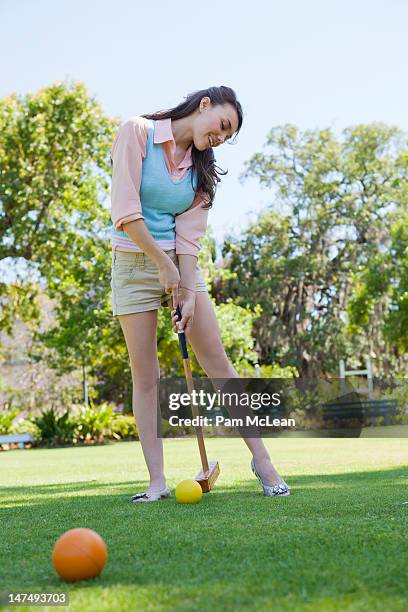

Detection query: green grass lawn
xmin=0 ymin=437 xmax=407 ymax=611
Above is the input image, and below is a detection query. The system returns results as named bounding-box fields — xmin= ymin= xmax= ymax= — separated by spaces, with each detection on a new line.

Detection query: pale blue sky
xmin=1 ymin=0 xmax=408 ymax=251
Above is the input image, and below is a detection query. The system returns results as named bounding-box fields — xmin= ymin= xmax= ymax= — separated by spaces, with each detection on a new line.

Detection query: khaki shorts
xmin=111 ymin=247 xmax=208 ymax=316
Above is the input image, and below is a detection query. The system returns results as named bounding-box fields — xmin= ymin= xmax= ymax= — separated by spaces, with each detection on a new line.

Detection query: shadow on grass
xmin=0 ymin=480 xmax=121 ymax=499
xmin=1 ymin=468 xmax=407 ymax=529
xmin=1 ymin=465 xmax=407 ymax=503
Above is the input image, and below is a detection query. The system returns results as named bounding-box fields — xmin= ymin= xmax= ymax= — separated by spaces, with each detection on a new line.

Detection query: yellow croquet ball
xmin=175 ymin=479 xmax=203 ymax=504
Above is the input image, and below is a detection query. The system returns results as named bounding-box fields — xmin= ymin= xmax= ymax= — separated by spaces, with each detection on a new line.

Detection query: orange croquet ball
xmin=52 ymin=528 xmax=107 ymax=582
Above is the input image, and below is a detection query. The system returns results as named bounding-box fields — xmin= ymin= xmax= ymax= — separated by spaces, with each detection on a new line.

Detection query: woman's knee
xmin=197 ymin=347 xmax=230 ymax=373
xmin=132 ymin=375 xmax=160 ymax=394
xmin=129 ymin=351 xmax=160 ymax=390
xmin=118 ymin=310 xmax=160 ymax=385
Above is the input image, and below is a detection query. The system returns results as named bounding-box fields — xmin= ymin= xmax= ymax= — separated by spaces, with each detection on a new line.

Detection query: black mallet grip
xmin=175 ymin=304 xmax=189 ymax=359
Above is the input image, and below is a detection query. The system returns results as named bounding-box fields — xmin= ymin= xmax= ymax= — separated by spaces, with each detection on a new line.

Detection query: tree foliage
xmin=222 ymin=123 xmax=408 ymax=376
xmin=348 ymin=212 xmax=408 ymax=352
xmin=0 ymin=79 xmax=117 ymax=334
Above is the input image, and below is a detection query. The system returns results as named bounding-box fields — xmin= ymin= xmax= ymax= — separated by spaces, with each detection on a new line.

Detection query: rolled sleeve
xmin=175 ymin=193 xmax=209 ymax=256
xmin=110 ymin=116 xmax=149 ymax=231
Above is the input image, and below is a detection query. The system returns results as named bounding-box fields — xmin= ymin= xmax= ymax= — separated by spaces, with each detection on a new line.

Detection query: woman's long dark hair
xmin=142 ymin=86 xmax=243 ymax=210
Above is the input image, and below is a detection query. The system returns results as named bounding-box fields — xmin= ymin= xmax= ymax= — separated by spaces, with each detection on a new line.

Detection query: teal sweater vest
xmin=111 ymin=120 xmax=197 ymax=243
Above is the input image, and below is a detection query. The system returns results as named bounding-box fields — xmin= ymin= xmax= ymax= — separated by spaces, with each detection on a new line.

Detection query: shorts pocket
xmin=112 ymin=251 xmax=146 ymax=274
xmin=113 ymin=252 xmax=146 ymax=279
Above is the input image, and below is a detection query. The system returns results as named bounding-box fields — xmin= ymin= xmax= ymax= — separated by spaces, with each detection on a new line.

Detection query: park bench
xmin=322 ymin=398 xmax=399 ymax=425
xmin=0 ymin=433 xmax=33 ymax=449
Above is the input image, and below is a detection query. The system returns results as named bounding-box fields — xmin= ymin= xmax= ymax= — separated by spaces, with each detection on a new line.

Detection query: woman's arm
xmin=175 ymin=193 xmax=209 ymax=258
xmin=110 ymin=116 xmax=149 ymax=231
xmin=177 ymin=254 xmax=198 ymax=291
xmin=123 ymin=219 xmax=180 ymax=293
xmin=171 ymin=253 xmax=198 ymax=336
xmin=122 ymin=219 xmax=173 ymax=269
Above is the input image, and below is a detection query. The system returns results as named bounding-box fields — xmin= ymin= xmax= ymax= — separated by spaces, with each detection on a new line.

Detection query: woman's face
xmin=193 ymin=98 xmax=240 ymax=151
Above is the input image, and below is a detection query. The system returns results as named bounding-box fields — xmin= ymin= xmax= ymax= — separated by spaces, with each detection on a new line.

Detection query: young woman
xmin=110 ymin=86 xmax=290 ymax=502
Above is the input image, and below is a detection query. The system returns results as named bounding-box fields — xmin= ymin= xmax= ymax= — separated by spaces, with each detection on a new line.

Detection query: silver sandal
xmin=251 ymin=459 xmax=291 ymax=497
xmin=131 ymin=486 xmax=171 ymax=503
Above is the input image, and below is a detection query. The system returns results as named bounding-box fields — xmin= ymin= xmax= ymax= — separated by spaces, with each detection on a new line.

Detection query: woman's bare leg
xmin=118 ymin=310 xmax=166 ymax=491
xmin=186 ymin=292 xmax=285 ymax=487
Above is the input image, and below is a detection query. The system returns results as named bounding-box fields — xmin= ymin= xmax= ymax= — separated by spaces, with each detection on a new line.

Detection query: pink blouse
xmin=110 ymin=116 xmax=209 ymax=256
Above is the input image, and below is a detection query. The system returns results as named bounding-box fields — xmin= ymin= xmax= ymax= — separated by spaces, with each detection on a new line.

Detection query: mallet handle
xmin=170 ymin=296 xmax=210 ymax=474
xmin=182 ymin=355 xmax=210 ymax=474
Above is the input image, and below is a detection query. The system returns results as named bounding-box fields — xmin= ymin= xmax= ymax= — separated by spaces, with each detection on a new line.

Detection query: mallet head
xmin=195 ymin=461 xmax=220 ymax=493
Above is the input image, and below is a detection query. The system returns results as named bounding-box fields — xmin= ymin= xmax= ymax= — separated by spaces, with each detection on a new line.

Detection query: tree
xmin=0 ymin=79 xmax=117 ymax=335
xmin=348 ymin=212 xmax=408 ymax=353
xmin=222 ymin=123 xmax=408 ymax=377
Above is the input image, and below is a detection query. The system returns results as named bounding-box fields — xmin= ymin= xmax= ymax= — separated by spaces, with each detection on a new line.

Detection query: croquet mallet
xmin=167 ymin=289 xmax=220 ymax=492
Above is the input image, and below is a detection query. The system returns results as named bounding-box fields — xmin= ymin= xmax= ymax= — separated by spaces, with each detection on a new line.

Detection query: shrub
xmin=0 ymin=408 xmax=21 ymax=434
xmin=74 ymin=400 xmax=116 ymax=442
xmin=32 ymin=408 xmax=76 ymax=446
xmin=111 ymin=415 xmax=138 ymax=440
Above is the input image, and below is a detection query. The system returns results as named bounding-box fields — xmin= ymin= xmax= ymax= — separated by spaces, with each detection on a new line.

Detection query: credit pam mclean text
xmin=168 ymin=416 xmax=296 ymax=428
